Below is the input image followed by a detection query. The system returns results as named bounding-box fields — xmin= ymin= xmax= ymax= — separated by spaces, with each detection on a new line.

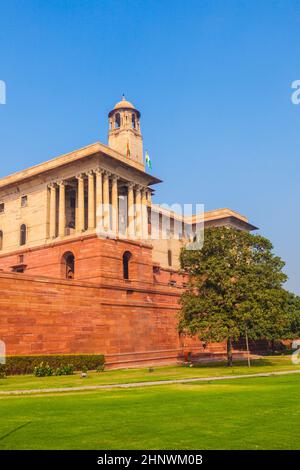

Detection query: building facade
xmin=0 ymin=98 xmax=257 ymax=367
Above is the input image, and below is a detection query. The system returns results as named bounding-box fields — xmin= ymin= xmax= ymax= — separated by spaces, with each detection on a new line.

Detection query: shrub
xmin=55 ymin=364 xmax=74 ymax=376
xmin=96 ymin=364 xmax=105 ymax=373
xmin=3 ymin=354 xmax=105 ymax=376
xmin=0 ymin=364 xmax=6 ymax=379
xmin=34 ymin=362 xmax=53 ymax=377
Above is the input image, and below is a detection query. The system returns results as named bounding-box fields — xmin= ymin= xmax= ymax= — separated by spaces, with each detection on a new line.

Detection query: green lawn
xmin=0 ymin=373 xmax=300 ymax=449
xmin=0 ymin=355 xmax=298 ymax=392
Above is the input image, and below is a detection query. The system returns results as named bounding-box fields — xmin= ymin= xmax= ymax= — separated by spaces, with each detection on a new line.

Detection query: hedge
xmin=1 ymin=354 xmax=105 ymax=376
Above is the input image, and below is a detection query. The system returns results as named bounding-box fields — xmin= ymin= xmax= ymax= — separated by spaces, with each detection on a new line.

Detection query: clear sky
xmin=0 ymin=0 xmax=300 ymax=293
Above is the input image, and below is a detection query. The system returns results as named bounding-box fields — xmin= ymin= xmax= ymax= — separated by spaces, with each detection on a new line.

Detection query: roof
xmin=109 ymin=95 xmax=141 ymax=118
xmin=0 ymin=141 xmax=161 ymax=190
xmin=150 ymin=204 xmax=258 ymax=231
xmin=114 ymin=97 xmax=135 ymax=110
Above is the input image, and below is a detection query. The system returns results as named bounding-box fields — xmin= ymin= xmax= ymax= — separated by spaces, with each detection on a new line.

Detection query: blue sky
xmin=0 ymin=0 xmax=300 ymax=293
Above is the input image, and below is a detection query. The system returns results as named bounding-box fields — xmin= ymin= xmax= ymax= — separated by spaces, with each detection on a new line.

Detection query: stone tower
xmin=108 ymin=96 xmax=143 ymax=165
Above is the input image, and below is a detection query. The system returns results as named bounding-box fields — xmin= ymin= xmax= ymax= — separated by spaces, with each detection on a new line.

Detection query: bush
xmin=96 ymin=364 xmax=105 ymax=373
xmin=0 ymin=364 xmax=6 ymax=379
xmin=4 ymin=354 xmax=105 ymax=376
xmin=34 ymin=362 xmax=53 ymax=377
xmin=55 ymin=364 xmax=74 ymax=376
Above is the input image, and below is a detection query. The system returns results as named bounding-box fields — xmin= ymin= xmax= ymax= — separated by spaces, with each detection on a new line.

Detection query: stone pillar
xmin=95 ymin=168 xmax=103 ymax=230
xmin=127 ymin=182 xmax=135 ymax=239
xmin=87 ymin=171 xmax=95 ymax=230
xmin=49 ymin=183 xmax=57 ymax=238
xmin=141 ymin=188 xmax=148 ymax=240
xmin=103 ymin=171 xmax=110 ymax=231
xmin=76 ymin=174 xmax=85 ymax=233
xmin=111 ymin=175 xmax=119 ymax=236
xmin=147 ymin=190 xmax=152 ymax=204
xmin=135 ymin=186 xmax=142 ymax=239
xmin=58 ymin=180 xmax=66 ymax=237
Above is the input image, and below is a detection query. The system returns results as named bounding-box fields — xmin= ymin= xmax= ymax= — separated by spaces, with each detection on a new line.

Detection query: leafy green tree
xmin=179 ymin=227 xmax=300 ymax=366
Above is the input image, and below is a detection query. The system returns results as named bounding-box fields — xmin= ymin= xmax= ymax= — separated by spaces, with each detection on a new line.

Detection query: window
xmin=62 ymin=251 xmax=75 ymax=279
xmin=132 ymin=113 xmax=136 ymax=129
xmin=123 ymin=251 xmax=132 ymax=280
xmin=115 ymin=113 xmax=121 ymax=129
xmin=0 ymin=203 xmax=4 ymax=214
xmin=12 ymin=266 xmax=25 ymax=273
xmin=167 ymin=249 xmax=172 ymax=267
xmin=20 ymin=224 xmax=27 ymax=246
xmin=0 ymin=231 xmax=2 ymax=250
xmin=21 ymin=195 xmax=27 ymax=207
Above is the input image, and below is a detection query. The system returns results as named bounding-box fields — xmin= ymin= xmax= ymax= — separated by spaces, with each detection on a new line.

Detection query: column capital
xmin=76 ymin=173 xmax=85 ymax=180
xmin=87 ymin=170 xmax=94 ymax=177
xmin=49 ymin=182 xmax=57 ymax=189
xmin=135 ymin=184 xmax=143 ymax=192
xmin=102 ymin=170 xmax=111 ymax=177
xmin=57 ymin=179 xmax=66 ymax=186
xmin=94 ymin=167 xmax=104 ymax=175
xmin=112 ymin=174 xmax=119 ymax=182
xmin=126 ymin=181 xmax=135 ymax=189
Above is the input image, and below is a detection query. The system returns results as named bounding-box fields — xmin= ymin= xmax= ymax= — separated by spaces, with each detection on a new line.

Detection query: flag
xmin=126 ymin=141 xmax=130 ymax=157
xmin=145 ymin=151 xmax=152 ymax=169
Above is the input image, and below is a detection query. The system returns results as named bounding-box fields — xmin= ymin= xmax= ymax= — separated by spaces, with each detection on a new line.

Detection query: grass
xmin=0 ymin=373 xmax=300 ymax=449
xmin=0 ymin=355 xmax=298 ymax=392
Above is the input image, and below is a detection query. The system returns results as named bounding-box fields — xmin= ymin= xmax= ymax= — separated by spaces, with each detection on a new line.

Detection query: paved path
xmin=0 ymin=369 xmax=300 ymax=396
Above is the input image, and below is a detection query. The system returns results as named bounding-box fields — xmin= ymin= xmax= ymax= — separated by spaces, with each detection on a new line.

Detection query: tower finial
xmin=122 ymin=93 xmax=125 ymax=100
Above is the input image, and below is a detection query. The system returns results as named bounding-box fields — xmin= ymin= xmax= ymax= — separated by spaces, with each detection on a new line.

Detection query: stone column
xmin=147 ymin=190 xmax=152 ymax=204
xmin=49 ymin=183 xmax=57 ymax=238
xmin=111 ymin=175 xmax=119 ymax=236
xmin=76 ymin=174 xmax=85 ymax=233
xmin=58 ymin=180 xmax=66 ymax=237
xmin=103 ymin=171 xmax=110 ymax=231
xmin=87 ymin=171 xmax=95 ymax=230
xmin=95 ymin=168 xmax=103 ymax=230
xmin=127 ymin=182 xmax=135 ymax=239
xmin=141 ymin=188 xmax=148 ymax=240
xmin=135 ymin=185 xmax=142 ymax=239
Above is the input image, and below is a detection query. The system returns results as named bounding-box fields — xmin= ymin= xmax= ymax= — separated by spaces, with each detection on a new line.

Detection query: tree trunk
xmin=227 ymin=337 xmax=233 ymax=367
xmin=271 ymin=339 xmax=275 ymax=354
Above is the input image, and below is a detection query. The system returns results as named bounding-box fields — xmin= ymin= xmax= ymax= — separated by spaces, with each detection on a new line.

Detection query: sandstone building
xmin=0 ymin=97 xmax=257 ymax=367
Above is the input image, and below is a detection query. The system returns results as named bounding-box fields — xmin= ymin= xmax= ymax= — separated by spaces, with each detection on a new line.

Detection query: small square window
xmin=21 ymin=196 xmax=28 ymax=207
xmin=0 ymin=203 xmax=4 ymax=213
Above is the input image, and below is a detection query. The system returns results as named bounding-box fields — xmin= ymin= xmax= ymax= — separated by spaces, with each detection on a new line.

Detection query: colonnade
xmin=48 ymin=169 xmax=151 ymax=240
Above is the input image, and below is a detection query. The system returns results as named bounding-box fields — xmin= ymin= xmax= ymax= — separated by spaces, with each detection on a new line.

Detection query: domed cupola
xmin=108 ymin=95 xmax=143 ymax=165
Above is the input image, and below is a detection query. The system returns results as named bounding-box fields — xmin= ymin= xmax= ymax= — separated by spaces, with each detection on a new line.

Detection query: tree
xmin=179 ymin=226 xmax=300 ymax=366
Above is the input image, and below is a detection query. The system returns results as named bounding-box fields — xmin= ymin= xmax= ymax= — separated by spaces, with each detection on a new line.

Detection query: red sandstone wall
xmin=0 ymin=234 xmax=187 ymax=289
xmin=0 ymin=272 xmax=185 ymax=367
xmin=0 ymin=235 xmax=155 ymax=286
xmin=0 ymin=237 xmax=248 ymax=368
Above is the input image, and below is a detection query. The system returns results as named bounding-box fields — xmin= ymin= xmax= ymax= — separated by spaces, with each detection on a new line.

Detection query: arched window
xmin=123 ymin=251 xmax=132 ymax=280
xmin=0 ymin=231 xmax=3 ymax=250
xmin=132 ymin=113 xmax=136 ymax=129
xmin=115 ymin=113 xmax=121 ymax=129
xmin=62 ymin=251 xmax=75 ymax=279
xmin=167 ymin=249 xmax=172 ymax=267
xmin=20 ymin=224 xmax=26 ymax=246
